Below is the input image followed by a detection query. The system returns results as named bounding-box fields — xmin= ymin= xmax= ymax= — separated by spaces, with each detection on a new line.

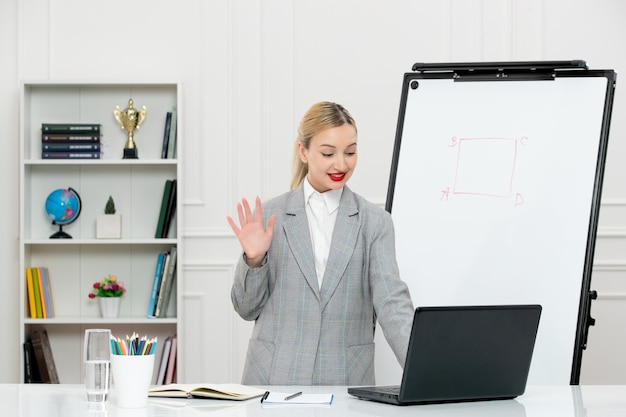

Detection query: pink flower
xmin=88 ymin=274 xmax=126 ymax=298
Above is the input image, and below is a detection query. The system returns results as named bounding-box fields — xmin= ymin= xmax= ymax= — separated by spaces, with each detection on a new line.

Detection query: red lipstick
xmin=329 ymin=173 xmax=346 ymax=182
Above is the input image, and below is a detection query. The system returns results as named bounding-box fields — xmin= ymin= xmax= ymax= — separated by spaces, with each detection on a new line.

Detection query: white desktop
xmin=1 ymin=384 xmax=625 ymax=417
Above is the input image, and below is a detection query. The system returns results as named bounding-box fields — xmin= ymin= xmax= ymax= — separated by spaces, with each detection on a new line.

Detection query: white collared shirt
xmin=303 ymin=179 xmax=343 ymax=288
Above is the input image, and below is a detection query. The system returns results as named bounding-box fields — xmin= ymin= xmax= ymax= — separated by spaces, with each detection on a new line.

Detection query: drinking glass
xmin=84 ymin=329 xmax=111 ymax=402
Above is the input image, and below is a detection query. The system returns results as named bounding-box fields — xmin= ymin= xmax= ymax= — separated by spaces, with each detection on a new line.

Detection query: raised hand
xmin=226 ymin=196 xmax=276 ymax=268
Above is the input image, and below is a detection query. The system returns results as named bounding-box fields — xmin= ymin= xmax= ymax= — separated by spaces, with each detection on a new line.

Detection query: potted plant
xmin=96 ymin=195 xmax=122 ymax=238
xmin=88 ymin=274 xmax=126 ymax=318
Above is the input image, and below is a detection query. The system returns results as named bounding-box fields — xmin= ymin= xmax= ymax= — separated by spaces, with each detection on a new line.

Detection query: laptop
xmin=348 ymin=304 xmax=542 ymax=405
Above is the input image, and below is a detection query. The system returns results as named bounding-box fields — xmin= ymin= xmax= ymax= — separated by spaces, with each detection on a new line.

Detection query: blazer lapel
xmin=282 ymin=185 xmax=321 ymax=300
xmin=319 ymin=187 xmax=360 ymax=310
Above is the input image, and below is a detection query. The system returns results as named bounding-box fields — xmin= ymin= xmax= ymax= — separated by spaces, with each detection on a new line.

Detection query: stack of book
xmin=41 ymin=123 xmax=102 ymax=159
xmin=155 ymin=179 xmax=177 ymax=238
xmin=25 ymin=267 xmax=54 ymax=319
xmin=23 ymin=329 xmax=60 ymax=383
xmin=147 ymin=247 xmax=177 ymax=318
xmin=155 ymin=335 xmax=177 ymax=385
xmin=160 ymin=107 xmax=178 ymax=159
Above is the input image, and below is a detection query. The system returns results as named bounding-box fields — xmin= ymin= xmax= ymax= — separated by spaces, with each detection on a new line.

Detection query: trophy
xmin=114 ymin=98 xmax=147 ymax=159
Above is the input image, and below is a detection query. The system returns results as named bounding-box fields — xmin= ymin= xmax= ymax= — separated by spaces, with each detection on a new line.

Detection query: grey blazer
xmin=231 ymin=184 xmax=414 ymax=385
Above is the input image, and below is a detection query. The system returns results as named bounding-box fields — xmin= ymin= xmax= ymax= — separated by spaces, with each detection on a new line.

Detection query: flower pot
xmin=99 ymin=297 xmax=121 ymax=318
xmin=96 ymin=214 xmax=122 ymax=239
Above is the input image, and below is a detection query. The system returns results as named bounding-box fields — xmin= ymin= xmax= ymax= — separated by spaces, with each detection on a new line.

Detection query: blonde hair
xmin=290 ymin=101 xmax=357 ymax=190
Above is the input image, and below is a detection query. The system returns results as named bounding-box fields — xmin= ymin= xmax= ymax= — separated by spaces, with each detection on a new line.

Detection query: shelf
xmin=24 ymin=317 xmax=177 ymax=325
xmin=19 ymin=80 xmax=182 ymax=384
xmin=25 ymin=238 xmax=178 ymax=245
xmin=25 ymin=159 xmax=178 ymax=166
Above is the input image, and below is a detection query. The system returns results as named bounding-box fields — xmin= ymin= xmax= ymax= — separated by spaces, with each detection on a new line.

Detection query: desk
xmin=1 ymin=384 xmax=625 ymax=417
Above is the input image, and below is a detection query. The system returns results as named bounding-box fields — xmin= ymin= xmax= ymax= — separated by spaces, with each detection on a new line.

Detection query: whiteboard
xmin=385 ymin=66 xmax=615 ymax=385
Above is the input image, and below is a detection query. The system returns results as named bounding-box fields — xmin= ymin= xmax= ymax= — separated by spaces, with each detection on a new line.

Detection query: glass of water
xmin=84 ymin=329 xmax=111 ymax=402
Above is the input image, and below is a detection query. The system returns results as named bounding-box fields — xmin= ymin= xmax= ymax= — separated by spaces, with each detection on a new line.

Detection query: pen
xmin=284 ymin=391 xmax=302 ymax=401
xmin=260 ymin=391 xmax=269 ymax=403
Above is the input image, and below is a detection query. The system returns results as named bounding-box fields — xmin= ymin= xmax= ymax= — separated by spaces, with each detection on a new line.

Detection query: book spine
xmin=161 ymin=111 xmax=172 ymax=159
xmin=154 ymin=252 xmax=171 ymax=317
xmin=42 ymin=134 xmax=101 ymax=142
xmin=36 ymin=267 xmax=48 ymax=319
xmin=164 ymin=336 xmax=177 ymax=384
xmin=156 ymin=246 xmax=177 ymax=318
xmin=30 ymin=331 xmax=51 ymax=383
xmin=166 ymin=107 xmax=177 ymax=159
xmin=41 ymin=123 xmax=101 ymax=134
xmin=42 ymin=151 xmax=101 ymax=159
xmin=27 ymin=339 xmax=42 ymax=382
xmin=156 ymin=336 xmax=172 ymax=385
xmin=31 ymin=268 xmax=43 ymax=318
xmin=147 ymin=253 xmax=166 ymax=318
xmin=161 ymin=179 xmax=177 ymax=238
xmin=155 ymin=180 xmax=173 ymax=238
xmin=25 ymin=268 xmax=37 ymax=318
xmin=42 ymin=143 xmax=101 ymax=151
xmin=23 ymin=341 xmax=34 ymax=383
xmin=40 ymin=330 xmax=60 ymax=383
xmin=40 ymin=267 xmax=54 ymax=318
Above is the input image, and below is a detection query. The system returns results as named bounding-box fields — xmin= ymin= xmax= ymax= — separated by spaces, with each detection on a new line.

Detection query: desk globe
xmin=45 ymin=188 xmax=82 ymax=238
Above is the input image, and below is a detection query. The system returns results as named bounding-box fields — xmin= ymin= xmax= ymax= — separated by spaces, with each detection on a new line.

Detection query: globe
xmin=45 ymin=187 xmax=82 ymax=239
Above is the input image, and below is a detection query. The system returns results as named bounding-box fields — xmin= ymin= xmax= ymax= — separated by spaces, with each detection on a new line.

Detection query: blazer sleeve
xmin=231 ymin=252 xmax=271 ymax=321
xmin=369 ymin=212 xmax=415 ymax=367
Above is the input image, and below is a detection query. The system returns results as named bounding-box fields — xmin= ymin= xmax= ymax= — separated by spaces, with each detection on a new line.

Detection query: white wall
xmin=1 ymin=0 xmax=625 ymax=384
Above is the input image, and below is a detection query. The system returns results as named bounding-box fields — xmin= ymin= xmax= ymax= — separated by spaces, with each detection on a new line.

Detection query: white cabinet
xmin=19 ymin=81 xmax=182 ymax=383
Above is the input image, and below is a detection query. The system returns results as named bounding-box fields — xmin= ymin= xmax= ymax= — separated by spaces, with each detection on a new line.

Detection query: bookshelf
xmin=18 ymin=81 xmax=182 ymax=383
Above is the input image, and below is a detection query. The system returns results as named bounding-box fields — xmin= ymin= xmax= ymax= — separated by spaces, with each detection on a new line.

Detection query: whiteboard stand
xmin=385 ymin=61 xmax=616 ymax=385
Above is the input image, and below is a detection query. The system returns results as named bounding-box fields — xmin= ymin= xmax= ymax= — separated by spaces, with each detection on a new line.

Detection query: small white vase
xmin=99 ymin=297 xmax=121 ymax=318
xmin=96 ymin=214 xmax=122 ymax=239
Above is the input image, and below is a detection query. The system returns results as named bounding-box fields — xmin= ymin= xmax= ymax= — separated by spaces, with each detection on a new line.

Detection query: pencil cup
xmin=111 ymin=353 xmax=155 ymax=408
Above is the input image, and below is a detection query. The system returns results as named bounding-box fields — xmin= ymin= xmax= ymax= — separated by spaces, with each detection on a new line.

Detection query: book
xmin=42 ymin=133 xmax=101 ymax=143
xmin=42 ymin=143 xmax=101 ymax=152
xmin=23 ymin=339 xmax=42 ymax=383
xmin=41 ymin=123 xmax=101 ymax=134
xmin=161 ymin=179 xmax=177 ymax=238
xmin=23 ymin=340 xmax=34 ymax=383
xmin=25 ymin=268 xmax=37 ymax=318
xmin=148 ymin=383 xmax=266 ymax=401
xmin=36 ymin=267 xmax=48 ymax=319
xmin=155 ymin=179 xmax=174 ymax=238
xmin=39 ymin=267 xmax=55 ymax=318
xmin=31 ymin=268 xmax=43 ymax=318
xmin=156 ymin=336 xmax=172 ymax=385
xmin=42 ymin=151 xmax=101 ymax=159
xmin=161 ymin=111 xmax=172 ymax=159
xmin=147 ymin=252 xmax=167 ymax=317
xmin=166 ymin=106 xmax=177 ymax=159
xmin=155 ymin=246 xmax=177 ymax=318
xmin=164 ymin=336 xmax=177 ymax=384
xmin=30 ymin=330 xmax=60 ymax=383
xmin=153 ymin=252 xmax=171 ymax=316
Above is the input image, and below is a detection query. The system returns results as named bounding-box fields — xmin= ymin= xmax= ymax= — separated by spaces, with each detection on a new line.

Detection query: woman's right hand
xmin=226 ymin=196 xmax=275 ymax=268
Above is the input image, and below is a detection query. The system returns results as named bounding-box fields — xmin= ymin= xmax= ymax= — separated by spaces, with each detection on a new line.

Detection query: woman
xmin=228 ymin=102 xmax=414 ymax=385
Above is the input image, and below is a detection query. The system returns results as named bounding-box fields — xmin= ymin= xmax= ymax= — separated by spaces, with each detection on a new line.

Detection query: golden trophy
xmin=114 ymin=98 xmax=147 ymax=159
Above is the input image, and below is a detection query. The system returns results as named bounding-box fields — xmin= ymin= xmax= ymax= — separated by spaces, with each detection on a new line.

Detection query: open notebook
xmin=148 ymin=383 xmax=266 ymax=401
xmin=348 ymin=304 xmax=542 ymax=405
